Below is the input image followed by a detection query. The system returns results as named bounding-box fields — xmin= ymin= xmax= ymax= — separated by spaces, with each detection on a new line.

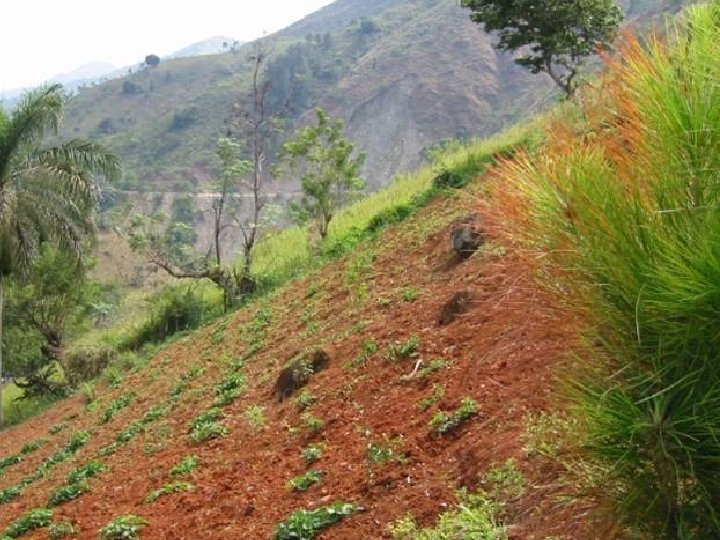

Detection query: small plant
xmin=401 ymin=286 xmax=420 ymax=302
xmin=48 ymin=483 xmax=89 ymax=506
xmin=418 ymin=384 xmax=445 ymax=412
xmin=99 ymin=515 xmax=147 ymax=540
xmin=49 ymin=422 xmax=68 ymax=435
xmin=387 ymin=336 xmax=420 ymax=361
xmin=170 ymin=455 xmax=199 ymax=477
xmin=2 ymin=508 xmax=53 ymax=538
xmin=99 ymin=393 xmax=134 ymax=424
xmin=346 ymin=338 xmax=379 ymax=369
xmin=211 ymin=323 xmax=226 ymax=345
xmin=301 ymin=443 xmax=324 ymax=464
xmin=366 ymin=437 xmax=409 ymax=466
xmin=68 ymin=460 xmax=106 ymax=484
xmin=429 ymin=397 xmax=479 ymax=435
xmin=80 ymin=383 xmax=96 ymax=407
xmin=302 ymin=413 xmax=324 ymax=434
xmin=214 ymin=373 xmax=247 ymax=406
xmin=409 ymin=359 xmax=448 ymax=380
xmin=244 ymin=405 xmax=267 ymax=432
xmin=0 ymin=486 xmax=21 ymax=504
xmin=103 ymin=367 xmax=123 ymax=389
xmin=295 ymin=389 xmax=315 ymax=410
xmin=189 ymin=421 xmax=228 ymax=444
xmin=144 ymin=481 xmax=194 ymax=503
xmin=274 ymin=502 xmax=360 ymax=540
xmin=287 ymin=469 xmax=323 ymax=492
xmin=48 ymin=521 xmax=77 ymax=539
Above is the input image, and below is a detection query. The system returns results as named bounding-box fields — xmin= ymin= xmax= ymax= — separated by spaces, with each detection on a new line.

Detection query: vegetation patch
xmin=48 ymin=483 xmax=89 ymax=507
xmin=99 ymin=515 xmax=147 ymax=540
xmin=47 ymin=521 xmax=77 ymax=539
xmin=429 ymin=398 xmax=478 ymax=435
xmin=274 ymin=502 xmax=360 ymax=540
xmin=144 ymin=481 xmax=194 ymax=503
xmin=286 ymin=469 xmax=323 ymax=492
xmin=0 ymin=439 xmax=46 ymax=475
xmin=99 ymin=393 xmax=134 ymax=424
xmin=2 ymin=508 xmax=53 ymax=538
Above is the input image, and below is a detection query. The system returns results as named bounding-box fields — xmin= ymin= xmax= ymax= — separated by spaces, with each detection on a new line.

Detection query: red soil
xmin=0 ymin=176 xmax=601 ymax=539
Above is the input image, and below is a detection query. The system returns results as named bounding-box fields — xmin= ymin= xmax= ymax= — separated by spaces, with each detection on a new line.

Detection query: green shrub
xmin=274 ymin=502 xmax=360 ymax=540
xmin=99 ymin=515 xmax=147 ymax=540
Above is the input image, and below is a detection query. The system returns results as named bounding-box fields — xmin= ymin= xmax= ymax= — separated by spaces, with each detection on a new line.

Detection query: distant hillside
xmin=58 ymin=0 xmax=695 ymax=193
xmin=167 ymin=36 xmax=242 ymax=59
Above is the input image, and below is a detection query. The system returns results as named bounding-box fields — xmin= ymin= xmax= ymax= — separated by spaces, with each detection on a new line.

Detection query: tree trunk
xmin=0 ymin=274 xmax=4 ymax=428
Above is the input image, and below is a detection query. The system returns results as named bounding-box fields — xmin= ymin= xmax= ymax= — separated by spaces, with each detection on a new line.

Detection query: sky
xmin=0 ymin=0 xmax=335 ymax=92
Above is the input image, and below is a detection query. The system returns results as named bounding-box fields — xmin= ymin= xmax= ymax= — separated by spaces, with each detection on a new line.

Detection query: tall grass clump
xmin=503 ymin=2 xmax=720 ymax=537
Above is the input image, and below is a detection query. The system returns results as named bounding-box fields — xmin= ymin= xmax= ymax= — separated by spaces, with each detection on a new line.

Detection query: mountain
xmin=50 ymin=61 xmax=118 ymax=85
xmin=167 ymin=36 xmax=242 ymax=59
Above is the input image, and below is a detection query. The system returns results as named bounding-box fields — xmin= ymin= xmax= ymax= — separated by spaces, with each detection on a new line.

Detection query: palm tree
xmin=0 ymin=84 xmax=120 ymax=427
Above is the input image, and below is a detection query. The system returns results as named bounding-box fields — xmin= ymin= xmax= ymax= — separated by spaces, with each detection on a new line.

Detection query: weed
xmin=429 ymin=397 xmax=479 ymax=435
xmin=2 ymin=508 xmax=53 ymax=538
xmin=274 ymin=502 xmax=360 ymax=540
xmin=99 ymin=515 xmax=147 ymax=540
xmin=301 ymin=443 xmax=325 ymax=464
xmin=418 ymin=384 xmax=445 ymax=412
xmin=48 ymin=521 xmax=77 ymax=539
xmin=144 ymin=481 xmax=194 ymax=503
xmin=244 ymin=405 xmax=267 ymax=432
xmin=400 ymin=286 xmax=420 ymax=302
xmin=295 ymin=389 xmax=315 ymax=410
xmin=522 ymin=411 xmax=578 ymax=459
xmin=387 ymin=336 xmax=420 ymax=361
xmin=168 ymin=456 xmax=198 ymax=478
xmin=286 ymin=469 xmax=323 ymax=492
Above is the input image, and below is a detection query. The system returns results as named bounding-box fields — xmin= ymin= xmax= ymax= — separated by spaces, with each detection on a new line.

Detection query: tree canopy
xmin=460 ymin=0 xmax=623 ymax=96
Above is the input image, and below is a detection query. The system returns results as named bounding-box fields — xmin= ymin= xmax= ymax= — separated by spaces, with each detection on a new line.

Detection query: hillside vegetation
xmin=2 ymin=1 xmax=718 ymax=539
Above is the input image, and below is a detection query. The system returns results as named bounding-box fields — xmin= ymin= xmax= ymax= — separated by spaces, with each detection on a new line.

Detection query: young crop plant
xmin=244 ymin=405 xmax=267 ymax=432
xmin=48 ymin=482 xmax=89 ymax=506
xmin=170 ymin=455 xmax=199 ymax=477
xmin=188 ymin=409 xmax=228 ymax=443
xmin=387 ymin=336 xmax=420 ymax=361
xmin=294 ymin=389 xmax=315 ymax=410
xmin=99 ymin=393 xmax=134 ymax=424
xmin=0 ymin=438 xmax=46 ymax=474
xmin=286 ymin=469 xmax=323 ymax=492
xmin=99 ymin=515 xmax=147 ymax=540
xmin=144 ymin=481 xmax=195 ymax=503
xmin=2 ymin=508 xmax=53 ymax=538
xmin=346 ymin=338 xmax=378 ymax=369
xmin=0 ymin=486 xmax=21 ymax=504
xmin=302 ymin=413 xmax=324 ymax=435
xmin=48 ymin=521 xmax=77 ymax=539
xmin=214 ymin=372 xmax=247 ymax=406
xmin=301 ymin=443 xmax=325 ymax=464
xmin=366 ymin=437 xmax=409 ymax=466
xmin=429 ymin=397 xmax=479 ymax=435
xmin=48 ymin=422 xmax=68 ymax=435
xmin=400 ymin=286 xmax=420 ymax=303
xmin=418 ymin=384 xmax=446 ymax=412
xmin=68 ymin=460 xmax=106 ymax=484
xmin=274 ymin=502 xmax=360 ymax=540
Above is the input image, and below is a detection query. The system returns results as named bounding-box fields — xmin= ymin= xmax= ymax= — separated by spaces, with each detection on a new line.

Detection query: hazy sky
xmin=1 ymin=0 xmax=335 ymax=91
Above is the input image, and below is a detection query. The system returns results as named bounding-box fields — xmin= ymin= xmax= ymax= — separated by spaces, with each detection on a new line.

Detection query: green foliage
xmin=48 ymin=521 xmax=77 ymax=539
xmin=274 ymin=502 xmax=360 ymax=540
xmin=366 ymin=437 xmax=408 ymax=466
xmin=301 ymin=443 xmax=324 ymax=464
xmin=0 ymin=486 xmax=21 ymax=504
xmin=0 ymin=438 xmax=46 ymax=475
xmin=286 ymin=469 xmax=323 ymax=492
xmin=244 ymin=405 xmax=267 ymax=432
xmin=400 ymin=287 xmax=420 ymax=303
xmin=68 ymin=460 xmax=106 ymax=484
xmin=189 ymin=408 xmax=229 ymax=443
xmin=302 ymin=413 xmax=324 ymax=434
xmin=388 ymin=491 xmax=506 ymax=540
xmin=460 ymin=0 xmax=623 ymax=95
xmin=429 ymin=398 xmax=479 ymax=435
xmin=144 ymin=481 xmax=194 ymax=503
xmin=387 ymin=336 xmax=420 ymax=361
xmin=418 ymin=383 xmax=445 ymax=412
xmin=403 ymin=359 xmax=448 ymax=381
xmin=2 ymin=508 xmax=53 ymax=538
xmin=99 ymin=515 xmax=147 ymax=540
xmin=513 ymin=4 xmax=720 ymax=536
xmin=279 ymin=108 xmax=365 ymax=240
xmin=170 ymin=455 xmax=199 ymax=477
xmin=294 ymin=389 xmax=315 ymax=410
xmin=214 ymin=372 xmax=247 ymax=406
xmin=49 ymin=422 xmax=68 ymax=435
xmin=99 ymin=393 xmax=134 ymax=424
xmin=48 ymin=482 xmax=89 ymax=506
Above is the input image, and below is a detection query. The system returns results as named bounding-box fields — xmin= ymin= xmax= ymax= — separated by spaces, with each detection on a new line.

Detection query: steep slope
xmin=0 ymin=158 xmax=594 ymax=539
